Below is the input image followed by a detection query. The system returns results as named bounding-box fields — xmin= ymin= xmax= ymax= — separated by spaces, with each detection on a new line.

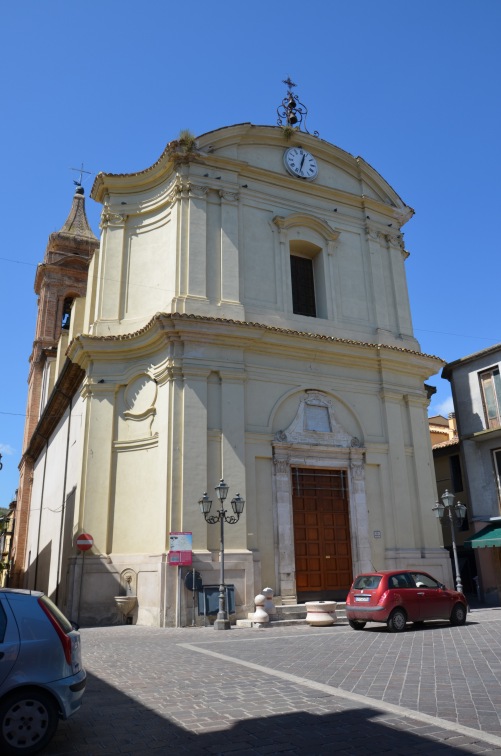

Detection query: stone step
xmin=238 ymin=602 xmax=347 ymax=628
xmin=236 ymin=618 xmax=309 ymax=628
xmin=274 ymin=602 xmax=347 ymax=618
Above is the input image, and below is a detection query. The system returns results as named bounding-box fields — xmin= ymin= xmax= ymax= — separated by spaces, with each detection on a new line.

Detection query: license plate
xmin=355 ymin=596 xmax=370 ymax=602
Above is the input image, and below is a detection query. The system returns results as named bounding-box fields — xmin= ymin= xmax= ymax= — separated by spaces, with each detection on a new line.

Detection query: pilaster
xmin=219 ymin=189 xmax=240 ymax=304
xmin=387 ymin=231 xmax=413 ymax=338
xmin=404 ymin=392 xmax=440 ymax=548
xmin=79 ymin=381 xmax=118 ymax=553
xmin=99 ymin=206 xmax=128 ymax=320
xmin=365 ymin=225 xmax=389 ymax=331
xmin=220 ymin=367 xmax=247 ymax=548
xmin=187 ymin=185 xmax=210 ymax=300
xmin=380 ymin=389 xmax=415 ymax=547
xmin=181 ymin=367 xmax=210 ymax=542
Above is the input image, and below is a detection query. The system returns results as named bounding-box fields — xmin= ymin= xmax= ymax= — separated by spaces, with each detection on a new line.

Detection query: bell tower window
xmin=289 ymin=239 xmax=324 ymax=318
xmin=61 ymin=297 xmax=74 ymax=330
xmin=290 ymin=254 xmax=316 ymax=317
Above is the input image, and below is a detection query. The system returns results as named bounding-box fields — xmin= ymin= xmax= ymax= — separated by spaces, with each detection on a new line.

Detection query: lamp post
xmin=198 ymin=480 xmax=245 ymax=630
xmin=433 ymin=489 xmax=467 ymax=593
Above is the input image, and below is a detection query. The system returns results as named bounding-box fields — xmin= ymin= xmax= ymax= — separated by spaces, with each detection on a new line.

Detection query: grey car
xmin=0 ymin=589 xmax=86 ymax=754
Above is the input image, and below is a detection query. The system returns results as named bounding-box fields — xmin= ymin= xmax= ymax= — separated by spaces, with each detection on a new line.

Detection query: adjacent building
xmin=429 ymin=414 xmax=477 ymax=595
xmin=12 ymin=100 xmax=449 ymax=625
xmin=443 ymin=345 xmax=501 ymax=604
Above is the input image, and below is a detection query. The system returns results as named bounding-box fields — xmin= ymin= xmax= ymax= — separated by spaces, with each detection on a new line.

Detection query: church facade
xmin=12 ymin=114 xmax=450 ymax=626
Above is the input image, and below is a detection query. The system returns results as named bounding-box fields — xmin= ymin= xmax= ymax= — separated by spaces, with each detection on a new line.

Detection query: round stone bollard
xmin=305 ymin=600 xmax=337 ymax=626
xmin=262 ymin=587 xmax=276 ymax=617
xmin=253 ymin=593 xmax=270 ymax=628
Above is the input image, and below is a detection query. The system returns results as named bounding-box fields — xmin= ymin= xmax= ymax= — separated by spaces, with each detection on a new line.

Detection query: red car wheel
xmin=387 ymin=608 xmax=407 ymax=632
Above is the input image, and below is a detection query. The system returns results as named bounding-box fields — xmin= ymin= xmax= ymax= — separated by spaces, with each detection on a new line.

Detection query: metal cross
xmin=70 ymin=163 xmax=92 ymax=187
xmin=282 ymin=76 xmax=297 ymax=90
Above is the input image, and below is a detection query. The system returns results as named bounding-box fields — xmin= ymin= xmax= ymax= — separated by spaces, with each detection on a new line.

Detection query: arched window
xmin=274 ymin=214 xmax=339 ymax=321
xmin=61 ymin=297 xmax=74 ymax=330
xmin=289 ymin=240 xmax=320 ymax=318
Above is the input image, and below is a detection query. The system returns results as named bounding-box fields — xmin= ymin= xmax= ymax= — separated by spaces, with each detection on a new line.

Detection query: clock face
xmin=284 ymin=147 xmax=318 ymax=180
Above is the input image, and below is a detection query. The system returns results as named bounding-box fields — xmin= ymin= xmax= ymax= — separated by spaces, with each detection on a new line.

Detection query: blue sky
xmin=1 ymin=2 xmax=500 ymax=503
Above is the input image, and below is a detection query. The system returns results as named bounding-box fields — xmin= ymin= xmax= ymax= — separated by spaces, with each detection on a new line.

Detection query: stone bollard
xmin=262 ymin=587 xmax=276 ymax=617
xmin=305 ymin=600 xmax=337 ymax=626
xmin=253 ymin=593 xmax=270 ymax=628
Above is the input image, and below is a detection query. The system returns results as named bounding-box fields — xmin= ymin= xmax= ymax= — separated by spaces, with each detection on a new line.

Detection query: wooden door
xmin=292 ymin=467 xmax=353 ymax=601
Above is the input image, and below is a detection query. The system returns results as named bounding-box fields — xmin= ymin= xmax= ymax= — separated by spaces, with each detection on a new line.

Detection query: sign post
xmin=168 ymin=533 xmax=192 ymax=628
xmin=75 ymin=533 xmax=94 ymax=624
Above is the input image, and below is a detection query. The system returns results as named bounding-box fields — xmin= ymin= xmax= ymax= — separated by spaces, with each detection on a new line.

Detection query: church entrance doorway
xmin=292 ymin=467 xmax=353 ymax=602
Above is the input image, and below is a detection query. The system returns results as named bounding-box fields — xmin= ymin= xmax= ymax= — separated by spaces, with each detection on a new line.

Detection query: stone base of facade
xmin=65 ymin=549 xmax=260 ymax=628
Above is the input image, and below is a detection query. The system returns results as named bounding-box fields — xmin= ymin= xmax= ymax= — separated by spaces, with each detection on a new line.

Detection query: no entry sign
xmin=76 ymin=533 xmax=94 ymax=551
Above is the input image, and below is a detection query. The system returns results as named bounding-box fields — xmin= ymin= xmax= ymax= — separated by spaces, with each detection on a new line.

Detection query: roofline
xmin=443 ymin=342 xmax=501 ymax=379
xmin=68 ymin=312 xmax=444 ymax=363
xmin=91 ymin=123 xmax=412 ymax=220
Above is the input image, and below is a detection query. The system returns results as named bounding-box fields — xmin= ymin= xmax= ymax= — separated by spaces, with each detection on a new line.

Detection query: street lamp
xmin=433 ymin=489 xmax=467 ymax=593
xmin=198 ymin=479 xmax=245 ymax=630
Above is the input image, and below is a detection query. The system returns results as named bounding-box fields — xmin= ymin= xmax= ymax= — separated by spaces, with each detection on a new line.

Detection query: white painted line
xmin=179 ymin=642 xmax=501 ymax=748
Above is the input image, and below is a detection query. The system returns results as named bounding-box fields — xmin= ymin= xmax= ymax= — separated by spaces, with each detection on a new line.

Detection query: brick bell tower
xmin=11 ymin=184 xmax=99 ymax=587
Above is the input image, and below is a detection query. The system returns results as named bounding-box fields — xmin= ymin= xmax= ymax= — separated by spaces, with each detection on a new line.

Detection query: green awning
xmin=465 ymin=524 xmax=501 ymax=549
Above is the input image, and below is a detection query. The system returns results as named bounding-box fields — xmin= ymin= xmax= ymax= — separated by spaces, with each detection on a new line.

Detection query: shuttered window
xmin=479 ymin=367 xmax=501 ymax=429
xmin=290 ymin=255 xmax=316 ymax=317
xmin=493 ymin=449 xmax=501 ymax=504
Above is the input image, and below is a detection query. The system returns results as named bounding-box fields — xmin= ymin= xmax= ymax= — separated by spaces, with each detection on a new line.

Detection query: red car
xmin=345 ymin=570 xmax=468 ymax=632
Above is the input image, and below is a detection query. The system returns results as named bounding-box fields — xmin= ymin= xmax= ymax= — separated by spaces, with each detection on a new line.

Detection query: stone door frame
xmin=271 ymin=391 xmax=372 ymax=604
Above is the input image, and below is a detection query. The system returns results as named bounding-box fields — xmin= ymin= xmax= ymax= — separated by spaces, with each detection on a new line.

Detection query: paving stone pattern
xmin=49 ymin=608 xmax=501 ymax=755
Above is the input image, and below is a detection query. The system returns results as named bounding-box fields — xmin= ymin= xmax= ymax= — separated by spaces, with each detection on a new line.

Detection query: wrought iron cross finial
xmin=277 ymin=78 xmax=318 ymax=136
xmin=70 ymin=163 xmax=92 ymax=187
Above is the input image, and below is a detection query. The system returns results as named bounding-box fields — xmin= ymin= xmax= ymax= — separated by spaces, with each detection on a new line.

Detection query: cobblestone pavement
xmin=47 ymin=608 xmax=501 ymax=755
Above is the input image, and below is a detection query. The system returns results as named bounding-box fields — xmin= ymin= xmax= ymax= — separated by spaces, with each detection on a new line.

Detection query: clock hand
xmin=299 ymin=152 xmax=306 ymax=174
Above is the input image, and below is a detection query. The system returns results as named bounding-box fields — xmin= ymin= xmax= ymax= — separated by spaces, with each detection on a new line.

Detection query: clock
xmin=283 ymin=147 xmax=318 ymax=180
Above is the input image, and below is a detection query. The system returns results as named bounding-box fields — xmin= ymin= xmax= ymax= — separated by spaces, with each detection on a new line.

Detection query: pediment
xmin=273 ymin=391 xmax=361 ymax=448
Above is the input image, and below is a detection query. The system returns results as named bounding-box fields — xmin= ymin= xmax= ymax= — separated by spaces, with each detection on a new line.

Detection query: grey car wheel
xmin=450 ymin=602 xmax=467 ymax=626
xmin=0 ymin=689 xmax=58 ymax=755
xmin=387 ymin=608 xmax=407 ymax=633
